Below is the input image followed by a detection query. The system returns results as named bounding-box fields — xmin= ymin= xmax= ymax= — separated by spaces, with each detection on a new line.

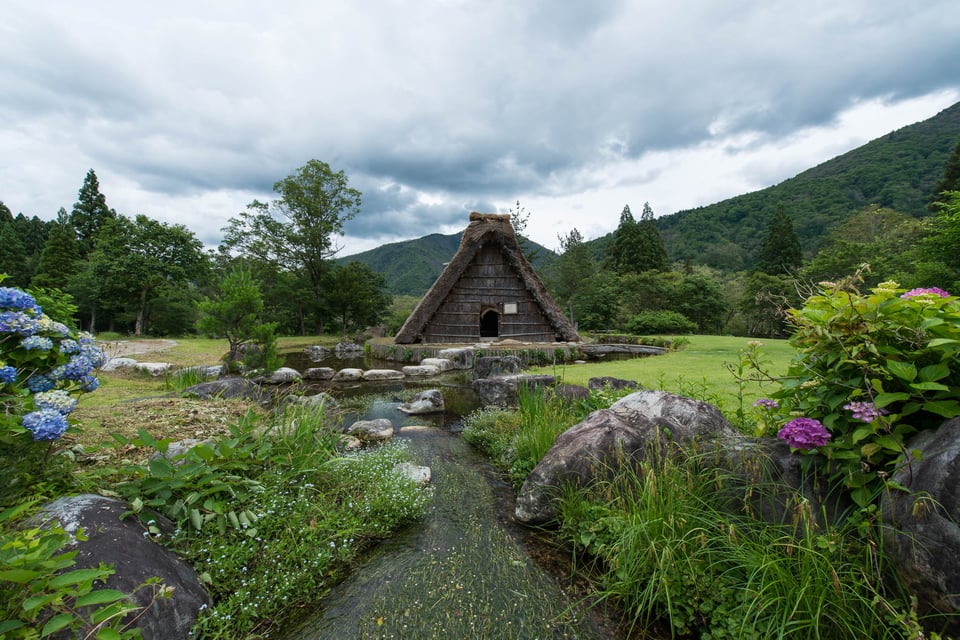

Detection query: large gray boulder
xmin=260 ymin=367 xmax=302 ymax=384
xmin=474 ymin=355 xmax=525 ymax=379
xmin=304 ymin=367 xmax=335 ymax=380
xmin=515 ymin=390 xmax=738 ymax=524
xmin=882 ymin=418 xmax=960 ymax=626
xmin=35 ymin=495 xmax=210 ymax=640
xmin=471 ymin=374 xmax=555 ymax=408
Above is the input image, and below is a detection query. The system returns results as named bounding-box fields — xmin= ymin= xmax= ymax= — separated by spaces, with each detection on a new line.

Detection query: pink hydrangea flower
xmin=901 ymin=287 xmax=951 ymax=299
xmin=778 ymin=417 xmax=831 ymax=450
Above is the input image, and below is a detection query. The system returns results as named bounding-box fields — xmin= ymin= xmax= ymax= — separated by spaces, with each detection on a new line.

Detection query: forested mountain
xmin=338 ymin=232 xmax=553 ymax=296
xmin=655 ymin=101 xmax=960 ymax=270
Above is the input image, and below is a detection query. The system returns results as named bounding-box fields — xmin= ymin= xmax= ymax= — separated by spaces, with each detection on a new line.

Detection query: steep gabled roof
xmin=394 ymin=212 xmax=580 ymax=344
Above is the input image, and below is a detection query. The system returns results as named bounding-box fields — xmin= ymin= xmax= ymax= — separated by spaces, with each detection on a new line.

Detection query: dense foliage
xmin=761 ymin=278 xmax=960 ymax=506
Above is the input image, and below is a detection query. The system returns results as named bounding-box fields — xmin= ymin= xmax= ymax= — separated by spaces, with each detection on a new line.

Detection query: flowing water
xmin=280 ymin=400 xmax=616 ymax=640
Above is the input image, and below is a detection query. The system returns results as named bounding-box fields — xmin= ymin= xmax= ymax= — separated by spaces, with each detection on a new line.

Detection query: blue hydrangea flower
xmin=0 ymin=311 xmax=40 ymax=336
xmin=0 ymin=365 xmax=16 ymax=384
xmin=26 ymin=374 xmax=56 ymax=392
xmin=79 ymin=343 xmax=108 ymax=368
xmin=0 ymin=287 xmax=42 ymax=314
xmin=21 ymin=409 xmax=69 ymax=441
xmin=60 ymin=354 xmax=95 ymax=380
xmin=59 ymin=339 xmax=80 ymax=354
xmin=21 ymin=335 xmax=54 ymax=351
xmin=33 ymin=390 xmax=78 ymax=415
xmin=80 ymin=374 xmax=100 ymax=392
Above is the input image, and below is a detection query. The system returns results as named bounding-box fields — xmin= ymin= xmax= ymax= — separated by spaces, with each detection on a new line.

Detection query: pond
xmin=278 ymin=398 xmax=625 ymax=640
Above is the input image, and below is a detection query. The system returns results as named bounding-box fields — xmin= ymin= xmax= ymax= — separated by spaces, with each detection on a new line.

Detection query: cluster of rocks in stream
xmin=36 ymin=346 xmax=960 ymax=636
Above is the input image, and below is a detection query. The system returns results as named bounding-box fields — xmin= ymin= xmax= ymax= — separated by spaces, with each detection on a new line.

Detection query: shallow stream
xmin=280 ymin=400 xmax=616 ymax=639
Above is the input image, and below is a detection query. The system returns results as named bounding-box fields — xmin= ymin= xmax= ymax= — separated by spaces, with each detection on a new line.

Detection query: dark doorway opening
xmin=480 ymin=309 xmax=500 ymax=338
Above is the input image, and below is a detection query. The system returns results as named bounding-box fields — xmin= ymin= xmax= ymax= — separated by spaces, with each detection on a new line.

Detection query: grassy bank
xmin=531 ymin=335 xmax=795 ymax=421
xmin=2 ymin=335 xmax=431 ymax=639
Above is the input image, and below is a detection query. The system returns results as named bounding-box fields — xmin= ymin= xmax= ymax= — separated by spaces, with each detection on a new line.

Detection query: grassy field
xmin=531 ymin=335 xmax=796 ymax=418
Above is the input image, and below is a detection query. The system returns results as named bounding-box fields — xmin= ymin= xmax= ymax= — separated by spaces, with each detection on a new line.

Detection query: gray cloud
xmin=2 ymin=0 xmax=959 ymax=254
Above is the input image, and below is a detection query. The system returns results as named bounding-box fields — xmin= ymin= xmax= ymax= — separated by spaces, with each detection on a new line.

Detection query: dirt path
xmin=98 ymin=339 xmax=179 ymax=359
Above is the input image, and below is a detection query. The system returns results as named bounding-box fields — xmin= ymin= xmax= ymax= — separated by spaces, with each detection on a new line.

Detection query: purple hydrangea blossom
xmin=753 ymin=398 xmax=779 ymax=409
xmin=843 ymin=401 xmax=889 ymax=423
xmin=778 ymin=417 xmax=831 ymax=450
xmin=901 ymin=287 xmax=951 ymax=299
xmin=21 ymin=409 xmax=69 ymax=441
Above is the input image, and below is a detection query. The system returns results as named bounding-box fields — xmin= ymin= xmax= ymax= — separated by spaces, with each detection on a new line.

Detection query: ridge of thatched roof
xmin=394 ymin=212 xmax=580 ymax=344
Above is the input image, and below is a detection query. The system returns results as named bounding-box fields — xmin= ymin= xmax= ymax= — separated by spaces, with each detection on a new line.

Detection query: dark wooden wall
xmin=422 ymin=244 xmax=558 ymax=343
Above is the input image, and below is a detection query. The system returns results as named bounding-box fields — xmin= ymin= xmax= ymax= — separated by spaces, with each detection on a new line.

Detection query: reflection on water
xmin=280 ymin=401 xmax=611 ymax=640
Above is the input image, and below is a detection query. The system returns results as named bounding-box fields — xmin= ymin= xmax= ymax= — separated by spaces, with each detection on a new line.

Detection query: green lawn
xmin=531 ymin=335 xmax=796 ymax=418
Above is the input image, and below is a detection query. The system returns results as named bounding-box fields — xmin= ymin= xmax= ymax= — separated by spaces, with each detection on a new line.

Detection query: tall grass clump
xmin=556 ymin=451 xmax=932 ymax=639
xmin=463 ymin=385 xmax=588 ymax=488
xmin=114 ymin=402 xmax=430 ymax=638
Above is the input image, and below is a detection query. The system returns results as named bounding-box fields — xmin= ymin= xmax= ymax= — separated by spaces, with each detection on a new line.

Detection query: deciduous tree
xmin=222 ymin=160 xmax=361 ymax=333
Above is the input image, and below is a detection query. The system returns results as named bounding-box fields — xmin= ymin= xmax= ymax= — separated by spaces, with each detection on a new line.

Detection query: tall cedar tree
xmin=755 ymin=205 xmax=802 ymax=275
xmin=32 ymin=208 xmax=80 ymax=290
xmin=605 ymin=203 xmax=668 ymax=274
xmin=930 ymin=139 xmax=960 ymax=212
xmin=69 ymin=169 xmax=116 ymax=259
xmin=0 ymin=222 xmax=29 ymax=286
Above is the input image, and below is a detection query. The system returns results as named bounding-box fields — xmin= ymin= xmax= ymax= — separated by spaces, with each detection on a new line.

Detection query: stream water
xmin=279 ymin=399 xmax=618 ymax=640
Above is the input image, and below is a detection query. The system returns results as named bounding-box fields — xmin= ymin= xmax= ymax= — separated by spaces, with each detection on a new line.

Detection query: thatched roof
xmin=395 ymin=212 xmax=580 ymax=344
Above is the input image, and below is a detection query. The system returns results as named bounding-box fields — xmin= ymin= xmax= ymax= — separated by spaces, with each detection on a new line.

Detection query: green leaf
xmin=919 ymin=362 xmax=951 ymax=382
xmin=40 ymin=613 xmax=75 ymax=637
xmin=874 ymin=392 xmax=910 ymax=408
xmin=48 ymin=568 xmax=108 ymax=588
xmin=189 ymin=508 xmax=203 ymax=531
xmin=0 ymin=619 xmax=26 ymax=633
xmin=927 ymin=338 xmax=960 ymax=348
xmin=0 ymin=568 xmax=43 ymax=583
xmin=97 ymin=629 xmax=123 ymax=640
xmin=851 ymin=426 xmax=874 ymax=444
xmin=23 ymin=592 xmax=60 ymax=612
xmin=861 ymin=443 xmax=882 ymax=459
xmin=885 ymin=360 xmax=917 ymax=382
xmin=76 ymin=589 xmax=129 ymax=607
xmin=923 ymin=400 xmax=960 ymax=418
xmin=909 ymin=381 xmax=951 ymax=392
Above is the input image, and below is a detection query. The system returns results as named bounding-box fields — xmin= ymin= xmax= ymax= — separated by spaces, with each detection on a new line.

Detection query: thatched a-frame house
xmin=395 ymin=213 xmax=580 ymax=344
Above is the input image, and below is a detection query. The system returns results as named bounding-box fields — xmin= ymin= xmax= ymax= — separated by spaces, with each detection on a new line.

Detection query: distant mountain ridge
xmin=338 ymin=231 xmax=554 ymax=296
xmin=342 ymin=101 xmax=960 ymax=293
xmin=654 ymin=101 xmax=960 ymax=270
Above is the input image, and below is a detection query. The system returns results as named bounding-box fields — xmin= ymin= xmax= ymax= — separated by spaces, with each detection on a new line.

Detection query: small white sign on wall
xmin=503 ymin=302 xmax=518 ymax=315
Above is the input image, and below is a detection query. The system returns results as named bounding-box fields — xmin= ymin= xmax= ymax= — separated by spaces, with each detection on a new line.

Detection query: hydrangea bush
xmin=767 ymin=279 xmax=960 ymax=506
xmin=0 ymin=285 xmax=106 ymax=501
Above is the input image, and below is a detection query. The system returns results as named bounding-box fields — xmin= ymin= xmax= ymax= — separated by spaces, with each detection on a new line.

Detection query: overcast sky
xmin=3 ymin=1 xmax=959 ymax=256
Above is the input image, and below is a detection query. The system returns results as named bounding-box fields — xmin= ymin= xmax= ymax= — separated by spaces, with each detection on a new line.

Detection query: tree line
xmin=544 ymin=139 xmax=960 ymax=338
xmin=0 ymin=161 xmax=390 ymax=340
xmin=3 ymin=138 xmax=959 ymax=343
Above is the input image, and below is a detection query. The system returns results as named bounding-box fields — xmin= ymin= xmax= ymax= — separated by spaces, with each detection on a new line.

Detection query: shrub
xmin=625 ymin=310 xmax=697 ymax=335
xmin=0 ymin=285 xmax=107 ymax=504
xmin=767 ymin=278 xmax=960 ymax=506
